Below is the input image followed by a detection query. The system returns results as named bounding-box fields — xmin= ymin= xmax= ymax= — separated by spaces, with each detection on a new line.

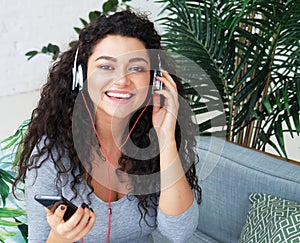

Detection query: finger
xmin=45 ymin=207 xmax=53 ymax=216
xmin=72 ymin=209 xmax=96 ymax=241
xmin=79 ymin=210 xmax=96 ymax=237
xmin=56 ymin=204 xmax=67 ymax=221
xmin=69 ymin=208 xmax=96 ymax=241
xmin=154 ymin=89 xmax=178 ymax=107
xmin=76 ymin=207 xmax=91 ymax=229
xmin=155 ymin=77 xmax=175 ymax=92
xmin=154 ymin=90 xmax=179 ymax=118
xmin=160 ymin=70 xmax=177 ymax=90
xmin=152 ymin=93 xmax=162 ymax=113
xmin=162 ymin=70 xmax=175 ymax=82
xmin=64 ymin=203 xmax=86 ymax=229
xmin=47 ymin=204 xmax=67 ymax=225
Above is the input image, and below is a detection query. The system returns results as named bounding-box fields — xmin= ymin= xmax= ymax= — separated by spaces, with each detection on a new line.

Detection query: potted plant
xmin=156 ymin=0 xmax=300 ymax=159
xmin=0 ymin=120 xmax=29 ymax=243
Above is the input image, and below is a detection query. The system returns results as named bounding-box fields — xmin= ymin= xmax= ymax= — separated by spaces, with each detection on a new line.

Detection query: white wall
xmin=0 ymin=0 xmax=163 ymax=139
xmin=0 ymin=0 xmax=299 ymax=161
xmin=0 ymin=0 xmax=163 ymax=97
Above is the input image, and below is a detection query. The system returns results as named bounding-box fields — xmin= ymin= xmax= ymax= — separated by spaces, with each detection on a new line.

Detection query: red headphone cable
xmin=81 ymin=92 xmax=152 ymax=242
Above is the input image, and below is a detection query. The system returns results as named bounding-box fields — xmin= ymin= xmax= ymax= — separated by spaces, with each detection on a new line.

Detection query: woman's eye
xmin=129 ymin=66 xmax=145 ymax=72
xmin=99 ymin=65 xmax=114 ymax=70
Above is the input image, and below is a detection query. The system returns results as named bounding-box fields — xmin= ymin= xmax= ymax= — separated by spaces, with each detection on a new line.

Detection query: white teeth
xmin=106 ymin=92 xmax=132 ymax=99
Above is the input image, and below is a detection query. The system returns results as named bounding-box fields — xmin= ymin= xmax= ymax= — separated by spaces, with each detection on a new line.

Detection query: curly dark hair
xmin=13 ymin=10 xmax=201 ymax=227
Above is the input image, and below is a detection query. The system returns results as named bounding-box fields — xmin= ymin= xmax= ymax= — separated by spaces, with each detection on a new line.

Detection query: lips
xmin=105 ymin=90 xmax=134 ymax=103
xmin=105 ymin=91 xmax=133 ymax=99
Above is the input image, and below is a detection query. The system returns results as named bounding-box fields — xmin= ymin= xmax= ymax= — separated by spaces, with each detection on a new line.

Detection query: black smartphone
xmin=34 ymin=194 xmax=78 ymax=221
xmin=152 ymin=54 xmax=165 ymax=107
xmin=152 ymin=54 xmax=163 ymax=93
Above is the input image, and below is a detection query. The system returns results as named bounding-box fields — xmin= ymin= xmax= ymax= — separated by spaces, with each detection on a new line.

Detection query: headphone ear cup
xmin=76 ymin=64 xmax=84 ymax=90
xmin=72 ymin=65 xmax=77 ymax=91
xmin=150 ymin=70 xmax=155 ymax=85
xmin=72 ymin=64 xmax=85 ymax=91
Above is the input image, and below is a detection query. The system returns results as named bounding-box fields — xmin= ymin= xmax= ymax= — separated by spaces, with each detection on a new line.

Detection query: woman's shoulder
xmin=29 ymin=135 xmax=71 ymax=169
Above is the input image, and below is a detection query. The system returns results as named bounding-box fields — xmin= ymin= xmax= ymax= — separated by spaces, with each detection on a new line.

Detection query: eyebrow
xmin=95 ymin=56 xmax=149 ymax=64
xmin=95 ymin=56 xmax=117 ymax=62
xmin=128 ymin=57 xmax=149 ymax=65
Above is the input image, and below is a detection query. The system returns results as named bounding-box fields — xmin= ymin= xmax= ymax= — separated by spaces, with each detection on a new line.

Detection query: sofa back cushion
xmin=195 ymin=136 xmax=300 ymax=242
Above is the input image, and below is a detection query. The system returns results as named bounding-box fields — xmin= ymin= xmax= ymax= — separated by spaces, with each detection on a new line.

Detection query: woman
xmin=14 ymin=10 xmax=201 ymax=243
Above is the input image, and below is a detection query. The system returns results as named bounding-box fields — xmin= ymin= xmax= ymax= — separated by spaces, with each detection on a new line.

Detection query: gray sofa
xmin=153 ymin=136 xmax=300 ymax=242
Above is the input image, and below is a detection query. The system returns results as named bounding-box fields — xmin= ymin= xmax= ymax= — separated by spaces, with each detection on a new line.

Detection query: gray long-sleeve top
xmin=25 ymin=142 xmax=199 ymax=242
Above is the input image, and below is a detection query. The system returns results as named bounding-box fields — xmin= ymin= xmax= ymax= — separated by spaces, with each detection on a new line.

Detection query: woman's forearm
xmin=158 ymin=136 xmax=194 ymax=216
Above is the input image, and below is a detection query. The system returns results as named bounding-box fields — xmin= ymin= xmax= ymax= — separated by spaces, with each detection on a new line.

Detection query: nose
xmin=113 ymin=68 xmax=131 ymax=86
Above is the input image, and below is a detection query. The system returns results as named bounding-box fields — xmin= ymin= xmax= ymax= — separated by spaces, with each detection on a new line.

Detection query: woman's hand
xmin=152 ymin=70 xmax=179 ymax=141
xmin=45 ymin=203 xmax=96 ymax=243
xmin=152 ymin=71 xmax=195 ymax=215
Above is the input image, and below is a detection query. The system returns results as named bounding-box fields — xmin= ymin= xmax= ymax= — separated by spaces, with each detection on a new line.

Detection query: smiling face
xmin=86 ymin=35 xmax=151 ymax=121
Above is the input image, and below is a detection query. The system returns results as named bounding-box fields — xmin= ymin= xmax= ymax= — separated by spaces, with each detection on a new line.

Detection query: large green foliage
xmin=0 ymin=120 xmax=29 ymax=243
xmin=157 ymin=0 xmax=300 ymax=159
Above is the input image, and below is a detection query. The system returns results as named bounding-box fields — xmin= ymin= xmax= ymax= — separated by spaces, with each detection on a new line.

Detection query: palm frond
xmin=157 ymin=0 xmax=300 ymax=159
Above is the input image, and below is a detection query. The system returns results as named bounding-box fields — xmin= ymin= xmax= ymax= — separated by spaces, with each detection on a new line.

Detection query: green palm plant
xmin=0 ymin=120 xmax=29 ymax=242
xmin=157 ymin=0 xmax=300 ymax=159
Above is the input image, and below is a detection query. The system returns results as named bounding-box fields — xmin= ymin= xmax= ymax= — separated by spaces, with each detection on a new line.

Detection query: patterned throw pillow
xmin=239 ymin=193 xmax=300 ymax=243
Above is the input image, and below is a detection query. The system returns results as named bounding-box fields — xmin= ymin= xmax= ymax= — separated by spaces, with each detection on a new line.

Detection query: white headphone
xmin=72 ymin=48 xmax=84 ymax=91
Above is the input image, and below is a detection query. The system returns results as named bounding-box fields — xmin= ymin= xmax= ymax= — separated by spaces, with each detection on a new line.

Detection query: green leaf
xmin=47 ymin=43 xmax=60 ymax=54
xmin=1 ymin=119 xmax=29 ymax=151
xmin=73 ymin=27 xmax=81 ymax=35
xmin=282 ymin=83 xmax=291 ymax=116
xmin=274 ymin=120 xmax=287 ymax=158
xmin=13 ymin=143 xmax=23 ymax=168
xmin=0 ymin=219 xmax=24 ymax=227
xmin=0 ymin=178 xmax=9 ymax=206
xmin=296 ymin=79 xmax=300 ymax=107
xmin=79 ymin=18 xmax=88 ymax=27
xmin=259 ymin=131 xmax=282 ymax=156
xmin=275 ymin=90 xmax=282 ymax=110
xmin=15 ymin=218 xmax=28 ymax=242
xmin=283 ymin=113 xmax=293 ymax=138
xmin=88 ymin=11 xmax=101 ymax=22
xmin=0 ymin=135 xmax=19 ymax=150
xmin=0 ymin=230 xmax=16 ymax=237
xmin=25 ymin=50 xmax=38 ymax=60
xmin=0 ymin=168 xmax=15 ymax=184
xmin=0 ymin=234 xmax=5 ymax=243
xmin=0 ymin=208 xmax=26 ymax=218
xmin=103 ymin=0 xmax=119 ymax=13
xmin=262 ymin=98 xmax=273 ymax=114
xmin=0 ymin=134 xmax=17 ymax=146
xmin=41 ymin=46 xmax=48 ymax=54
xmin=291 ymin=105 xmax=300 ymax=134
xmin=0 ymin=229 xmax=18 ymax=243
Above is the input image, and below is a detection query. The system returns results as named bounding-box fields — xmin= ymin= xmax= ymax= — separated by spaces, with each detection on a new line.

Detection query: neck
xmin=94 ymin=111 xmax=130 ymax=155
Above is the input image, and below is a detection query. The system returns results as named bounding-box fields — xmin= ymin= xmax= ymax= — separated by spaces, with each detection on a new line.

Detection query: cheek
xmin=136 ymin=76 xmax=151 ymax=99
xmin=136 ymin=84 xmax=151 ymax=106
xmin=87 ymin=73 xmax=107 ymax=104
xmin=134 ymin=72 xmax=151 ymax=89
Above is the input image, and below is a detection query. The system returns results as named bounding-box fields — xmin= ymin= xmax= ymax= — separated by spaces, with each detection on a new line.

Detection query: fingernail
xmin=90 ymin=208 xmax=94 ymax=213
xmin=81 ymin=203 xmax=88 ymax=209
xmin=60 ymin=205 xmax=65 ymax=210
